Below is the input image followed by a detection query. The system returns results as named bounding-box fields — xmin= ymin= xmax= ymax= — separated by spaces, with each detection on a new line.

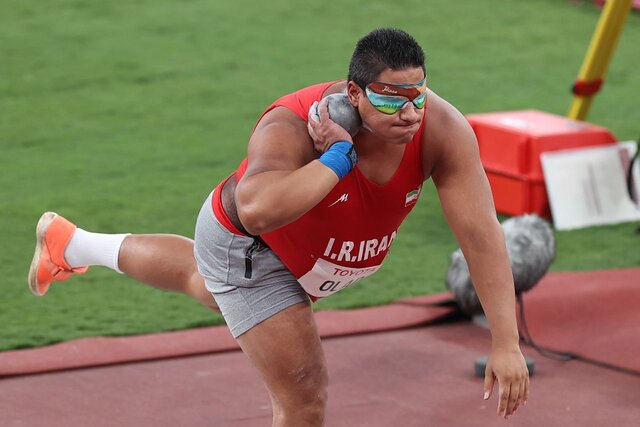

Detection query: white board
xmin=540 ymin=142 xmax=640 ymax=230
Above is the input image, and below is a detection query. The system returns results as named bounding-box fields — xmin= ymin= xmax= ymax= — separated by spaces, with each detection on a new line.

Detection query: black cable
xmin=517 ymin=293 xmax=574 ymax=362
xmin=622 ymin=137 xmax=640 ymax=234
xmin=516 ymin=293 xmax=640 ymax=377
xmin=626 ymin=138 xmax=639 ymax=203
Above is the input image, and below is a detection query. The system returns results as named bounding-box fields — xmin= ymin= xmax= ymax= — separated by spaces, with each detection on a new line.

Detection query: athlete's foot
xmin=28 ymin=212 xmax=89 ymax=296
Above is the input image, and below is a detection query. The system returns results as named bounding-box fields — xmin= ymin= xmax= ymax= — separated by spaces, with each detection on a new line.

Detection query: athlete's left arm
xmin=425 ymin=93 xmax=529 ymax=419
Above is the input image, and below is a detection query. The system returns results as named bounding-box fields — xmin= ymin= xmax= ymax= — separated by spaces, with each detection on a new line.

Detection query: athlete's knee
xmin=274 ymin=360 xmax=329 ymax=423
xmin=292 ymin=359 xmax=329 ymax=403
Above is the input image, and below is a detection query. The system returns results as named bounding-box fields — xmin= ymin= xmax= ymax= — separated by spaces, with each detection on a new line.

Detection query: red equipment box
xmin=466 ymin=110 xmax=616 ymax=217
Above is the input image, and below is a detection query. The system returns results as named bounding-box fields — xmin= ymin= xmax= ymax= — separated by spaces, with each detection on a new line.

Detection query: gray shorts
xmin=194 ymin=191 xmax=309 ymax=338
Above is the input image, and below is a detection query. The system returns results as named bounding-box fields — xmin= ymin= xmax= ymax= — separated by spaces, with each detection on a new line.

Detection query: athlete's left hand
xmin=483 ymin=347 xmax=530 ymax=419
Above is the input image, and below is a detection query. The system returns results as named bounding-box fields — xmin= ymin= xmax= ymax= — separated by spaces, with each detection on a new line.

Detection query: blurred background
xmin=1 ymin=0 xmax=638 ymax=350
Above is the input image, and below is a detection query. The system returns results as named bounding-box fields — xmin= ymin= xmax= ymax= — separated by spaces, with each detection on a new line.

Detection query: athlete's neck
xmin=353 ymin=130 xmax=407 ymax=185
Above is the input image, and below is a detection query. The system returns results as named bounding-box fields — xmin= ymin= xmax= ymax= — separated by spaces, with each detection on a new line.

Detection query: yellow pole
xmin=568 ymin=0 xmax=632 ymax=121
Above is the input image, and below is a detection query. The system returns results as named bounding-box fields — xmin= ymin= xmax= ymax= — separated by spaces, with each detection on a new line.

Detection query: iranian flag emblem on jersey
xmin=405 ymin=186 xmax=421 ymax=207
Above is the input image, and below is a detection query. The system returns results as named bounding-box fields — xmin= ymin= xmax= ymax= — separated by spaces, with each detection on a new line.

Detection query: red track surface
xmin=1 ymin=269 xmax=638 ymax=426
xmin=519 ymin=268 xmax=640 ymax=373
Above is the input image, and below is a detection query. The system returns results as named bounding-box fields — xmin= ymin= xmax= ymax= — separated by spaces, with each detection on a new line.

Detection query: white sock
xmin=64 ymin=228 xmax=130 ymax=273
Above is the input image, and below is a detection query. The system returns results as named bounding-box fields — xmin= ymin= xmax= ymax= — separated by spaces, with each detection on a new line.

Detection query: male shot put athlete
xmin=29 ymin=28 xmax=529 ymax=426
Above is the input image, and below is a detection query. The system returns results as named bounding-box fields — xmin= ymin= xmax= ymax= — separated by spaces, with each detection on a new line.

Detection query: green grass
xmin=1 ymin=0 xmax=639 ymax=350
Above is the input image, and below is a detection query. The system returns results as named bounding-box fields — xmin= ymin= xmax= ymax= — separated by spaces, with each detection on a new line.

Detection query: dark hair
xmin=348 ymin=28 xmax=426 ymax=89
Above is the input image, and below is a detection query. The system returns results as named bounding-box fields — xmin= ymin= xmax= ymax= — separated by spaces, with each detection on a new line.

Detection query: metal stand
xmin=472 ymin=314 xmax=536 ymax=377
xmin=474 ymin=355 xmax=536 ymax=378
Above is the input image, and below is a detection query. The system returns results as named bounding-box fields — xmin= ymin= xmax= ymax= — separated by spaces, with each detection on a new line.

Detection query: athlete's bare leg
xmin=237 ymin=301 xmax=328 ymax=427
xmin=118 ymin=234 xmax=219 ymax=311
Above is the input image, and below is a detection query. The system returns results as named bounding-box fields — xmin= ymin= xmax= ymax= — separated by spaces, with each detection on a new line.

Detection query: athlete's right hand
xmin=307 ymin=99 xmax=353 ymax=154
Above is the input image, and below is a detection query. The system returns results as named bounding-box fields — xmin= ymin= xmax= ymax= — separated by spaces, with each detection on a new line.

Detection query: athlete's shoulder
xmin=424 ymin=89 xmax=475 ymax=139
xmin=424 ymin=89 xmax=467 ymax=128
xmin=253 ymin=106 xmax=309 ymax=139
xmin=263 ymin=81 xmax=342 ymax=124
xmin=422 ymin=89 xmax=478 ymax=175
xmin=278 ymin=81 xmax=342 ymax=102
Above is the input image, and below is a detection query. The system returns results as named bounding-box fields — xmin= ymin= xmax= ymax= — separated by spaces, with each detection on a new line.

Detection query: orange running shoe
xmin=28 ymin=212 xmax=89 ymax=296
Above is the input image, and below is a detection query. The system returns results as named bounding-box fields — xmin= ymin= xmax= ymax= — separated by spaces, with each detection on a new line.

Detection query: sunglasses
xmin=365 ymin=77 xmax=427 ymax=115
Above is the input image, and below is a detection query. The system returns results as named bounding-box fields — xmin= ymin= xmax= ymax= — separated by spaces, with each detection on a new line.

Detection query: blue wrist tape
xmin=318 ymin=141 xmax=357 ymax=180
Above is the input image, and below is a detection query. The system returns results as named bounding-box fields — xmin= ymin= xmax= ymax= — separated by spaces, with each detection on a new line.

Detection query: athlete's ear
xmin=347 ymin=81 xmax=363 ymax=108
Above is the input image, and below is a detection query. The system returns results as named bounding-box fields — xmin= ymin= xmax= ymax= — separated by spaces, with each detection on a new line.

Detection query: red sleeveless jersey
xmin=213 ymin=82 xmax=426 ymax=299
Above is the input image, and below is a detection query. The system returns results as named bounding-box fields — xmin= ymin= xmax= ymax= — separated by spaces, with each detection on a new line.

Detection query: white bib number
xmin=298 ymin=258 xmax=381 ymax=299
